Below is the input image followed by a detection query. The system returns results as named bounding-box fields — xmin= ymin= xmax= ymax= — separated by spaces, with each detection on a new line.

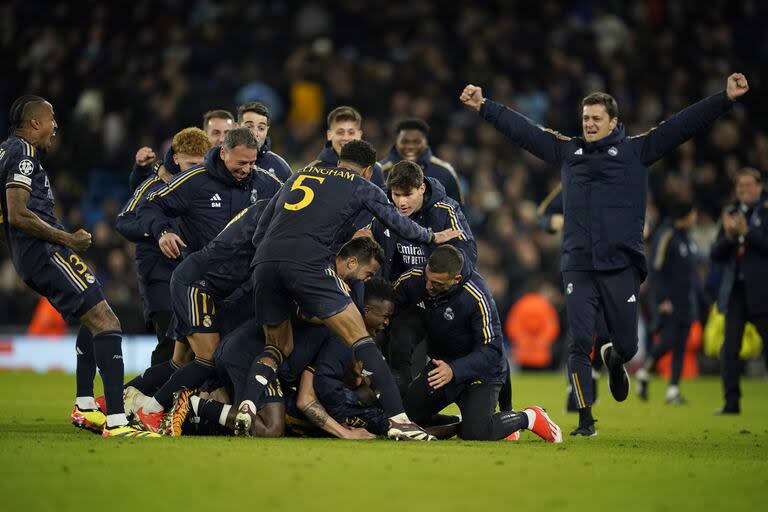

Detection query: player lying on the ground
xmin=395 ymin=245 xmax=563 ymax=442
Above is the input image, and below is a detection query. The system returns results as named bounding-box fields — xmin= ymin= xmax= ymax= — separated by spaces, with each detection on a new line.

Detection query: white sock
xmin=143 ymin=396 xmax=164 ymax=413
xmin=75 ymin=396 xmax=98 ymax=410
xmin=389 ymin=412 xmax=410 ymax=423
xmin=219 ymin=405 xmax=232 ymax=427
xmin=636 ymin=368 xmax=649 ymax=381
xmin=591 ymin=368 xmax=601 ymax=380
xmin=106 ymin=413 xmax=128 ymax=428
xmin=523 ymin=409 xmax=536 ymax=430
xmin=190 ymin=396 xmax=201 ymax=415
xmin=665 ymin=385 xmax=680 ymax=399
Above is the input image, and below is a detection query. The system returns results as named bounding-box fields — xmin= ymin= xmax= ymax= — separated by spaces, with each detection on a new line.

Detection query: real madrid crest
xmin=443 ymin=307 xmax=454 ymax=321
xmin=203 ymin=315 xmax=212 ymax=327
xmin=608 ymin=146 xmax=618 ymax=156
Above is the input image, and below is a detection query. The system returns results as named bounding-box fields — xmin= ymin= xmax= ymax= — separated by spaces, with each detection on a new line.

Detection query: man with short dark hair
xmin=395 ymin=246 xmax=562 ymax=442
xmin=308 ymin=106 xmax=385 ymax=188
xmin=245 ymin=139 xmax=461 ymax=441
xmin=462 ymin=73 xmax=750 ymax=435
xmin=202 ymin=109 xmax=236 ymax=146
xmin=711 ymin=167 xmax=768 ymax=414
xmin=237 ymin=101 xmax=292 ymax=182
xmin=374 ymin=160 xmax=475 ymax=280
xmin=0 ymin=95 xmax=156 ymax=437
xmin=380 ymin=118 xmax=463 ymax=205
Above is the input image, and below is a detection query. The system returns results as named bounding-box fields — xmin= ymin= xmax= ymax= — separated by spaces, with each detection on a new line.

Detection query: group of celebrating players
xmin=0 ymin=72 xmax=748 ymax=441
xmin=0 ymin=93 xmax=562 ymax=442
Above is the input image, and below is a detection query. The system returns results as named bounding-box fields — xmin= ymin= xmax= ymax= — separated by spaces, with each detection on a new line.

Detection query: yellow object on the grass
xmin=703 ymin=305 xmax=763 ymax=359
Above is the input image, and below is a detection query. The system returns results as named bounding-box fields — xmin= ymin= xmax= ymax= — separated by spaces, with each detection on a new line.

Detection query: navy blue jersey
xmin=253 ymin=165 xmax=433 ymax=268
xmin=174 ymin=200 xmax=269 ymax=299
xmin=480 ymin=91 xmax=733 ymax=280
xmin=311 ymin=143 xmax=385 ymax=189
xmin=257 ymin=137 xmax=292 ymax=182
xmin=139 ymin=146 xmax=281 ymax=256
xmin=380 ymin=146 xmax=463 ymax=205
xmin=371 ymin=177 xmax=476 ymax=281
xmin=0 ymin=135 xmax=67 ymax=274
xmin=393 ymin=260 xmax=505 ymax=385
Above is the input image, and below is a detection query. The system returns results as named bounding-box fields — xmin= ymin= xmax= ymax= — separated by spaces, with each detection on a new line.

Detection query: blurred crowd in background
xmin=1 ymin=1 xmax=766 ymax=367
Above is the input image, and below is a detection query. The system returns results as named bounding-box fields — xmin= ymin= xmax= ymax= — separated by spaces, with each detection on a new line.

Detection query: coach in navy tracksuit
xmin=379 ymin=119 xmax=463 ymax=206
xmin=462 ymin=73 xmax=749 ymax=435
xmin=710 ymin=168 xmax=768 ymax=414
xmin=637 ymin=203 xmax=700 ymax=404
xmin=138 ymin=128 xmax=280 ymax=260
xmin=395 ymin=246 xmax=560 ymax=442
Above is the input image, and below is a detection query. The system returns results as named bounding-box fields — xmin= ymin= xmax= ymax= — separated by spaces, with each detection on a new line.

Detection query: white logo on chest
xmin=210 ymin=193 xmax=221 ymax=208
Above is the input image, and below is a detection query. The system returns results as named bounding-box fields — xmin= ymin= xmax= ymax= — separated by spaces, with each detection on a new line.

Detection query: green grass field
xmin=1 ymin=371 xmax=766 ymax=511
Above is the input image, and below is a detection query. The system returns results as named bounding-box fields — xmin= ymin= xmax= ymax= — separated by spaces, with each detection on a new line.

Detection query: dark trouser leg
xmin=722 ymin=283 xmax=747 ymax=407
xmin=666 ymin=321 xmax=689 ymax=387
xmin=498 ymin=359 xmax=513 ymax=412
xmin=564 ymin=271 xmax=600 ymax=409
xmin=387 ymin=308 xmax=425 ymax=397
xmin=149 ymin=310 xmax=174 ymax=365
xmin=595 ymin=267 xmax=640 ymax=365
xmin=457 ymin=382 xmax=528 ymax=441
xmin=403 ymin=364 xmax=452 ymax=427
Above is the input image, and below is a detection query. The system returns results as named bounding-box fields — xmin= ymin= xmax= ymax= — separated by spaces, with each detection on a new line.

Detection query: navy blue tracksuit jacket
xmin=371 ymin=177 xmax=476 ymax=281
xmin=480 ymin=91 xmax=734 ymax=281
xmin=256 ymin=137 xmax=292 ymax=182
xmin=393 ymin=260 xmax=506 ymax=386
xmin=139 ymin=146 xmax=280 ymax=257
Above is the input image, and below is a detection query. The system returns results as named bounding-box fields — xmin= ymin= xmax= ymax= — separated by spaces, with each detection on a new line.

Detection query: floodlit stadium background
xmin=1 ymin=1 xmax=765 ymax=373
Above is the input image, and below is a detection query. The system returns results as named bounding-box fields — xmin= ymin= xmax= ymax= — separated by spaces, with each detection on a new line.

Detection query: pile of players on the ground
xmin=72 ymin=103 xmax=563 ymax=442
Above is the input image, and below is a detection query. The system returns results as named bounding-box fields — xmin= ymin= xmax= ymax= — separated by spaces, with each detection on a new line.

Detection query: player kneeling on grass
xmin=394 ymin=246 xmax=562 ymax=442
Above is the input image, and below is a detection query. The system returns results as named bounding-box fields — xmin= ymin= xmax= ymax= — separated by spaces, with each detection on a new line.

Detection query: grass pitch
xmin=0 ymin=371 xmax=766 ymax=511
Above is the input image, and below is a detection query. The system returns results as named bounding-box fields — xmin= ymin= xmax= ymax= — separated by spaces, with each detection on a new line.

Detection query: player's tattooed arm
xmin=302 ymin=399 xmax=330 ymax=428
xmin=297 ymin=370 xmax=375 ymax=439
xmin=6 ymin=187 xmax=90 ymax=250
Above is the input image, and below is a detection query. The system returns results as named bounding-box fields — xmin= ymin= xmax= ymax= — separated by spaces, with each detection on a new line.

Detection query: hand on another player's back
xmin=433 ymin=228 xmax=463 ymax=244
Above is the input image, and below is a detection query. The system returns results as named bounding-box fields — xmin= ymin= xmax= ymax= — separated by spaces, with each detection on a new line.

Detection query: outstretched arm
xmin=461 ymin=84 xmax=567 ymax=165
xmin=635 ymin=74 xmax=748 ymax=165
